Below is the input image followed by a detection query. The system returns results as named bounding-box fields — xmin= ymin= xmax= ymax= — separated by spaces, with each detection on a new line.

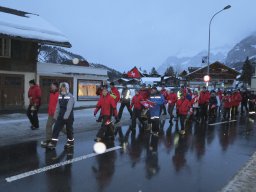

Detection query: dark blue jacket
xmin=149 ymin=93 xmax=165 ymax=118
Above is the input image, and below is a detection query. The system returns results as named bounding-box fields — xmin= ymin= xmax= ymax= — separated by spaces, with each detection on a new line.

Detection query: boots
xmin=41 ymin=139 xmax=51 ymax=148
xmin=64 ymin=139 xmax=74 ymax=149
xmin=46 ymin=139 xmax=58 ymax=149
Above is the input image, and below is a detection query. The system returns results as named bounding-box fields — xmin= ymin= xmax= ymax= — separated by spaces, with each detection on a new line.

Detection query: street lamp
xmin=207 ymin=5 xmax=231 ymax=77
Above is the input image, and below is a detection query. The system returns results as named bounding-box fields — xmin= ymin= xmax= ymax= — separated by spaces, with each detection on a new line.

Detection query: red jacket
xmin=28 ymin=85 xmax=41 ymax=106
xmin=111 ymin=87 xmax=120 ymax=103
xmin=139 ymin=89 xmax=150 ymax=100
xmin=223 ymin=95 xmax=232 ymax=108
xmin=160 ymin=89 xmax=168 ymax=100
xmin=176 ymin=98 xmax=191 ymax=115
xmin=167 ymin=93 xmax=177 ymax=106
xmin=94 ymin=94 xmax=117 ymax=116
xmin=199 ymin=91 xmax=210 ymax=105
xmin=48 ymin=91 xmax=59 ymax=116
xmin=231 ymin=92 xmax=242 ymax=107
xmin=131 ymin=94 xmax=143 ymax=110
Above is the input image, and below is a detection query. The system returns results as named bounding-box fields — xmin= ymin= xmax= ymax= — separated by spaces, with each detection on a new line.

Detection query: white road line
xmin=208 ymin=120 xmax=237 ymax=126
xmin=0 ymin=113 xmax=94 ymax=125
xmin=5 ymin=146 xmax=122 ymax=183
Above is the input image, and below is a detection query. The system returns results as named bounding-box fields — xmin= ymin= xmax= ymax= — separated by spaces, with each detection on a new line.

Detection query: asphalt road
xmin=0 ymin=112 xmax=256 ymax=192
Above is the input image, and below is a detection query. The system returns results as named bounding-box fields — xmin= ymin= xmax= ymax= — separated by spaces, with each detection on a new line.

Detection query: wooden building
xmin=0 ymin=6 xmax=71 ymax=110
xmin=185 ymin=61 xmax=240 ymax=89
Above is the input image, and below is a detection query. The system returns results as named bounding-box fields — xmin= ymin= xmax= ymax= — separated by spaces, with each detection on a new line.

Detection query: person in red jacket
xmin=167 ymin=88 xmax=177 ymax=123
xmin=130 ymin=90 xmax=144 ymax=129
xmin=199 ymin=86 xmax=210 ymax=121
xmin=94 ymin=88 xmax=118 ymax=142
xmin=231 ymin=89 xmax=242 ymax=116
xmin=41 ymin=82 xmax=60 ymax=147
xmin=139 ymin=83 xmax=150 ymax=100
xmin=176 ymin=94 xmax=191 ymax=135
xmin=160 ymin=85 xmax=168 ymax=115
xmin=27 ymin=79 xmax=41 ymax=130
xmin=222 ymin=91 xmax=232 ymax=120
xmin=110 ymin=82 xmax=120 ymax=104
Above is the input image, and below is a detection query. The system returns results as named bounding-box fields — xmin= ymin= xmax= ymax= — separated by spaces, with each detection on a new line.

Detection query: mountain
xmin=158 ymin=50 xmax=227 ymax=75
xmin=226 ymin=33 xmax=256 ymax=70
xmin=38 ymin=45 xmax=122 ymax=80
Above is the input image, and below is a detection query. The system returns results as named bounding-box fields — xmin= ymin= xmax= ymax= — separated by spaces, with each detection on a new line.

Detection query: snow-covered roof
xmin=37 ymin=62 xmax=108 ymax=77
xmin=141 ymin=77 xmax=161 ymax=82
xmin=0 ymin=6 xmax=71 ymax=47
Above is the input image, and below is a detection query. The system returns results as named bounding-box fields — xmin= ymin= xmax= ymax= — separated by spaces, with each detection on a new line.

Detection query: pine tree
xmin=150 ymin=67 xmax=159 ymax=76
xmin=164 ymin=66 xmax=175 ymax=76
xmin=240 ymin=57 xmax=253 ymax=85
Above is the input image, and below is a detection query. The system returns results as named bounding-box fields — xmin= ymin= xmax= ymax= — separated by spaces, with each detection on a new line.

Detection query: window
xmin=77 ymin=79 xmax=101 ymax=101
xmin=0 ymin=38 xmax=11 ymax=58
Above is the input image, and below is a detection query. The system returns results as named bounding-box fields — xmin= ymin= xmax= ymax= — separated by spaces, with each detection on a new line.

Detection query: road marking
xmin=208 ymin=120 xmax=237 ymax=126
xmin=5 ymin=146 xmax=122 ymax=183
xmin=0 ymin=113 xmax=94 ymax=125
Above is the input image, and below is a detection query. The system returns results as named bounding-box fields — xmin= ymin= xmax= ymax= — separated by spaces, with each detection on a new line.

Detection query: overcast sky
xmin=1 ymin=0 xmax=256 ymax=72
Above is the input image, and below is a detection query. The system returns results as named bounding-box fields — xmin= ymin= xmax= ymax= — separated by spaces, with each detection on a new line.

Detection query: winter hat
xmin=60 ymin=82 xmax=70 ymax=93
xmin=29 ymin=79 xmax=36 ymax=85
xmin=110 ymin=82 xmax=115 ymax=86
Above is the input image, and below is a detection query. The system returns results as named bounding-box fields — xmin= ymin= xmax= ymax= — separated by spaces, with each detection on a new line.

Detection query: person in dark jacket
xmin=160 ymin=85 xmax=168 ymax=115
xmin=240 ymin=89 xmax=249 ymax=114
xmin=118 ymin=84 xmax=133 ymax=121
xmin=209 ymin=91 xmax=217 ymax=118
xmin=27 ymin=79 xmax=41 ymax=130
xmin=148 ymin=87 xmax=165 ymax=136
xmin=94 ymin=87 xmax=118 ymax=142
xmin=41 ymin=82 xmax=60 ymax=147
xmin=47 ymin=82 xmax=75 ymax=149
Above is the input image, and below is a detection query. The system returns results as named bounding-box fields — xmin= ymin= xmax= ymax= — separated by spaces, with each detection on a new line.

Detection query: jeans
xmin=118 ymin=102 xmax=133 ymax=119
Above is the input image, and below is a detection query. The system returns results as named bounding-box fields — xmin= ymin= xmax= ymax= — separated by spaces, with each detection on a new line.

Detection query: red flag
xmin=127 ymin=67 xmax=141 ymax=78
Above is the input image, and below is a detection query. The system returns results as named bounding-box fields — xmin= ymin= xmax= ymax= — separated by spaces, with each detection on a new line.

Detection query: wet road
xmin=0 ymin=114 xmax=256 ymax=192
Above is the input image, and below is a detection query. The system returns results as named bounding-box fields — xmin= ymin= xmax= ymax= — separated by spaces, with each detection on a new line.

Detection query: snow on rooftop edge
xmin=0 ymin=11 xmax=70 ymax=46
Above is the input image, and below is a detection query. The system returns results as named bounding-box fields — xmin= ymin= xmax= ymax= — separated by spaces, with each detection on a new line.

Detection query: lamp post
xmin=207 ymin=5 xmax=231 ymax=78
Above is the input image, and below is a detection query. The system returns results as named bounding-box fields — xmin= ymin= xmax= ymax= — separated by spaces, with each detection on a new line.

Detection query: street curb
xmin=221 ymin=151 xmax=256 ymax=192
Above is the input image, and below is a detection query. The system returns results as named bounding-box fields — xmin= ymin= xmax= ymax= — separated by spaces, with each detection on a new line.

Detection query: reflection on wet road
xmin=0 ymin=115 xmax=256 ymax=192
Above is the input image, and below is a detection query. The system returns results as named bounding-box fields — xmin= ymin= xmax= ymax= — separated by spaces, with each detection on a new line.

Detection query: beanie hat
xmin=29 ymin=79 xmax=36 ymax=85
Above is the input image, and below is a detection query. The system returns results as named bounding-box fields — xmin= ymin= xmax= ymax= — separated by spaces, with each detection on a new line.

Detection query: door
xmin=0 ymin=74 xmax=24 ymax=110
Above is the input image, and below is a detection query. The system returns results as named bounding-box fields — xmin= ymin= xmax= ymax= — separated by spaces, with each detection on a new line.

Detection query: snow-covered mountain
xmin=158 ymin=50 xmax=227 ymax=74
xmin=226 ymin=33 xmax=256 ymax=69
xmin=38 ymin=46 xmax=122 ymax=80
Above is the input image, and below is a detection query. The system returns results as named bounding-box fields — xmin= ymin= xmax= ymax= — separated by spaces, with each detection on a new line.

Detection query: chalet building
xmin=37 ymin=62 xmax=108 ymax=108
xmin=0 ymin=6 xmax=71 ymax=111
xmin=185 ymin=61 xmax=240 ymax=89
xmin=161 ymin=76 xmax=179 ymax=87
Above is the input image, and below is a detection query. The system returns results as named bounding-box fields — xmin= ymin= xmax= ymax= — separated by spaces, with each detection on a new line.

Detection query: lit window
xmin=77 ymin=80 xmax=101 ymax=100
xmin=0 ymin=38 xmax=11 ymax=58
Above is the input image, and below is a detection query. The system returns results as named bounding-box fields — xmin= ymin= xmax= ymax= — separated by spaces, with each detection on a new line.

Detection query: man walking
xmin=94 ymin=87 xmax=118 ymax=142
xmin=118 ymin=84 xmax=133 ymax=121
xmin=46 ymin=82 xmax=75 ymax=149
xmin=41 ymin=82 xmax=60 ymax=147
xmin=27 ymin=79 xmax=41 ymax=130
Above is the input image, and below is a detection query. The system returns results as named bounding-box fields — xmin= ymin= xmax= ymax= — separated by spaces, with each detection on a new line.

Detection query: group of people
xmin=94 ymin=83 xmax=256 ymax=140
xmin=27 ymin=79 xmax=75 ymax=150
xmin=27 ymin=78 xmax=256 ymax=149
